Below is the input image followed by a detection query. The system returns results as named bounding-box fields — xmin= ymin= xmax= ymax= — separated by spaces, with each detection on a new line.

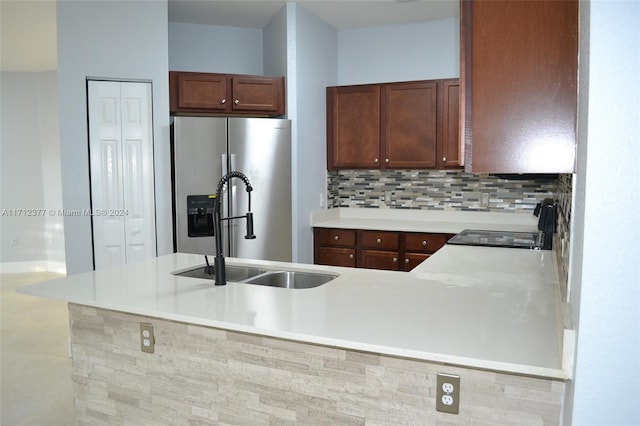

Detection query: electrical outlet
xmin=436 ymin=373 xmax=460 ymax=414
xmin=140 ymin=323 xmax=155 ymax=354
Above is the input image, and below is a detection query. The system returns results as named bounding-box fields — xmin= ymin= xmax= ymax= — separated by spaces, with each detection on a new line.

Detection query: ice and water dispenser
xmin=186 ymin=195 xmax=215 ymax=238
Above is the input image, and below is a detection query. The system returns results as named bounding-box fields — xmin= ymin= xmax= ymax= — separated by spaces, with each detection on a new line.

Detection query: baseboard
xmin=0 ymin=260 xmax=67 ymax=275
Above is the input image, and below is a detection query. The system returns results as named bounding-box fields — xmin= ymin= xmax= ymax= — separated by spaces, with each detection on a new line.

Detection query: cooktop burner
xmin=447 ymin=229 xmax=540 ymax=249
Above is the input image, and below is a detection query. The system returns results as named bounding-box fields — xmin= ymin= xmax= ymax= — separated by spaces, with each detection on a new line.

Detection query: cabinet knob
xmin=349 ymin=254 xmax=354 ymax=259
xmin=376 ymin=238 xmax=382 ymax=244
xmin=422 ymin=240 xmax=427 ymax=247
xmin=393 ymin=257 xmax=398 ymax=263
xmin=385 ymin=158 xmax=390 ymax=163
xmin=334 ymin=235 xmax=339 ymax=241
xmin=221 ymin=99 xmax=226 ymax=104
xmin=234 ymin=99 xmax=240 ymax=105
xmin=442 ymin=156 xmax=447 ymax=162
xmin=405 ymin=258 xmax=410 ymax=264
xmin=374 ymin=158 xmax=379 ymax=164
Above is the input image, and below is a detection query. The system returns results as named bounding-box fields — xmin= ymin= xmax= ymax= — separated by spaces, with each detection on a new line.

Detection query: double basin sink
xmin=173 ymin=264 xmax=338 ymax=289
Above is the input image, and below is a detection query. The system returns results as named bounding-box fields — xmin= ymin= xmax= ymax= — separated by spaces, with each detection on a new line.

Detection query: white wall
xmin=57 ymin=0 xmax=171 ymax=275
xmin=567 ymin=1 xmax=640 ymax=424
xmin=169 ymin=22 xmax=263 ymax=74
xmin=338 ymin=17 xmax=459 ymax=85
xmin=292 ymin=4 xmax=338 ymax=263
xmin=0 ymin=71 xmax=65 ymax=273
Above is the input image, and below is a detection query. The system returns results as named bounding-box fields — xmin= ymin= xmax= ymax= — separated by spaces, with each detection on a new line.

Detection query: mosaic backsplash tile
xmin=327 ymin=170 xmax=559 ymax=213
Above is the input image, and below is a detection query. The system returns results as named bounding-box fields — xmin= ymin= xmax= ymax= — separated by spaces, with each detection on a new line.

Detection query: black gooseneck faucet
xmin=212 ymin=171 xmax=256 ymax=285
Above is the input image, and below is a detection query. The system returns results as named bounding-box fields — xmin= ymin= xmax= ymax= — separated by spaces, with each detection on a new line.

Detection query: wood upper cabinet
xmin=461 ymin=0 xmax=578 ymax=173
xmin=383 ymin=81 xmax=437 ymax=168
xmin=231 ymin=76 xmax=284 ymax=113
xmin=439 ymin=79 xmax=462 ymax=168
xmin=327 ymin=79 xmax=460 ymax=170
xmin=326 ymin=85 xmax=381 ymax=169
xmin=170 ymin=71 xmax=285 ymax=116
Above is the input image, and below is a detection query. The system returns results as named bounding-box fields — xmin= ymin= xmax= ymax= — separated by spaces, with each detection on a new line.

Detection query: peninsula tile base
xmin=69 ymin=304 xmax=565 ymax=425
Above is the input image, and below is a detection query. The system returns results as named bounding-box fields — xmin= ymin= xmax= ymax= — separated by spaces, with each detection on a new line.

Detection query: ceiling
xmin=0 ymin=0 xmax=458 ymax=72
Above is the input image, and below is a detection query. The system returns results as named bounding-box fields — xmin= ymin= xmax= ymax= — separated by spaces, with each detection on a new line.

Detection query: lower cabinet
xmin=314 ymin=228 xmax=454 ymax=271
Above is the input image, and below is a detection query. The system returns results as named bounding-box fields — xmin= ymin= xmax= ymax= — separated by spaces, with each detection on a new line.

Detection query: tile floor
xmin=1 ymin=272 xmax=75 ymax=425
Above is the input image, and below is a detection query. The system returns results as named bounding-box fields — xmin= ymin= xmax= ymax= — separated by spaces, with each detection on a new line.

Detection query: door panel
xmin=121 ymin=82 xmax=156 ymax=263
xmin=228 ymin=118 xmax=292 ymax=262
xmin=173 ymin=117 xmax=227 ymax=256
xmin=88 ymin=80 xmax=156 ymax=269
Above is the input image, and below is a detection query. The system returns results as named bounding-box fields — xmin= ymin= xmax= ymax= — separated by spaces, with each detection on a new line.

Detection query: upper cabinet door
xmin=382 ymin=81 xmax=438 ymax=169
xmin=327 ymin=85 xmax=381 ymax=169
xmin=439 ymin=79 xmax=462 ymax=168
xmin=231 ymin=76 xmax=284 ymax=114
xmin=462 ymin=0 xmax=578 ymax=173
xmin=175 ymin=72 xmax=228 ymax=111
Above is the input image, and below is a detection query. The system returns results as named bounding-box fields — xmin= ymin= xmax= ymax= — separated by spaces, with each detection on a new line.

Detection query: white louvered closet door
xmin=88 ymin=80 xmax=156 ymax=270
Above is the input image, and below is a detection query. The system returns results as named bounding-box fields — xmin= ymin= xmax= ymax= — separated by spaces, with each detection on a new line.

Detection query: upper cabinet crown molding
xmin=169 ymin=71 xmax=285 ymax=117
xmin=461 ymin=0 xmax=578 ymax=173
xmin=326 ymin=79 xmax=461 ymax=171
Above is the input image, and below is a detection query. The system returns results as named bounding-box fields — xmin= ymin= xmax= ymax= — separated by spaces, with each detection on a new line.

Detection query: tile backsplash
xmin=327 ymin=170 xmax=558 ymax=213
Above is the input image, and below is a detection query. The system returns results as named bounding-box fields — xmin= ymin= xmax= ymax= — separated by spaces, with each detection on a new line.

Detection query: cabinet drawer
xmin=361 ymin=250 xmax=401 ymax=271
xmin=314 ymin=228 xmax=356 ymax=247
xmin=404 ymin=253 xmax=430 ymax=271
xmin=361 ymin=231 xmax=400 ymax=250
xmin=404 ymin=233 xmax=451 ymax=253
xmin=316 ymin=247 xmax=356 ymax=268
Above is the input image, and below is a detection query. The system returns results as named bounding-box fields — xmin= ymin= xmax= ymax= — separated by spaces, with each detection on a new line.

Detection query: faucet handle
xmin=245 ymin=212 xmax=256 ymax=239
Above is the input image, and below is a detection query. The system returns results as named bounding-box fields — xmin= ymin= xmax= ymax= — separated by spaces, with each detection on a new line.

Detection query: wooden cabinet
xmin=326 ymin=85 xmax=381 ymax=169
xmin=403 ymin=232 xmax=451 ymax=271
xmin=383 ymin=81 xmax=438 ymax=169
xmin=460 ymin=0 xmax=578 ymax=173
xmin=439 ymin=79 xmax=462 ymax=169
xmin=327 ymin=79 xmax=460 ymax=170
xmin=313 ymin=228 xmax=357 ymax=268
xmin=170 ymin=71 xmax=285 ymax=116
xmin=360 ymin=231 xmax=401 ymax=271
xmin=313 ymin=227 xmax=454 ymax=272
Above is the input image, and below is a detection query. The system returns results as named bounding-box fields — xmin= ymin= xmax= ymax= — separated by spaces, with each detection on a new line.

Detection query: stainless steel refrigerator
xmin=172 ymin=116 xmax=292 ymax=262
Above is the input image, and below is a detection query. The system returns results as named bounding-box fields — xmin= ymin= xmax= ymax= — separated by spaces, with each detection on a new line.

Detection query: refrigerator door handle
xmin=221 ymin=153 xmax=229 ymax=177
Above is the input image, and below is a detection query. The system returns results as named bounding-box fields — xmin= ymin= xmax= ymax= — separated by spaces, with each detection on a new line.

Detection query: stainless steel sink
xmin=244 ymin=271 xmax=338 ymax=289
xmin=173 ymin=265 xmax=266 ymax=282
xmin=174 ymin=265 xmax=338 ymax=289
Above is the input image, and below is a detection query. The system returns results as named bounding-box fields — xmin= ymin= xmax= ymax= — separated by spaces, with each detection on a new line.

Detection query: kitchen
xmin=0 ymin=1 xmax=638 ymax=425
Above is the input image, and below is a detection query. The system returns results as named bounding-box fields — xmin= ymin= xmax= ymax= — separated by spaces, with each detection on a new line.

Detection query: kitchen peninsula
xmin=19 ymin=212 xmax=572 ymax=425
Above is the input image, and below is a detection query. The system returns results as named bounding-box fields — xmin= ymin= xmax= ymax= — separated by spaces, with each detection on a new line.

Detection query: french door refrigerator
xmin=172 ymin=116 xmax=292 ymax=262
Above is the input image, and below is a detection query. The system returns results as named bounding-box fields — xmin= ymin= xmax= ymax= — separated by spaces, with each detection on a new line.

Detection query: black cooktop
xmin=447 ymin=229 xmax=540 ymax=249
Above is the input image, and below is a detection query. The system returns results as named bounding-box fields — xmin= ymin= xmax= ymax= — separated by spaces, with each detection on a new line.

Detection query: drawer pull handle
xmin=234 ymin=99 xmax=240 ymax=105
xmin=334 ymin=235 xmax=339 ymax=241
xmin=221 ymin=99 xmax=226 ymax=104
xmin=422 ymin=240 xmax=427 ymax=246
xmin=376 ymin=238 xmax=382 ymax=244
xmin=393 ymin=257 xmax=398 ymax=263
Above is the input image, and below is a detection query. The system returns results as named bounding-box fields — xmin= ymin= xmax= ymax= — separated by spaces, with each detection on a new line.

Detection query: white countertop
xmin=19 ymin=243 xmax=570 ymax=380
xmin=311 ymin=207 xmax=539 ymax=234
